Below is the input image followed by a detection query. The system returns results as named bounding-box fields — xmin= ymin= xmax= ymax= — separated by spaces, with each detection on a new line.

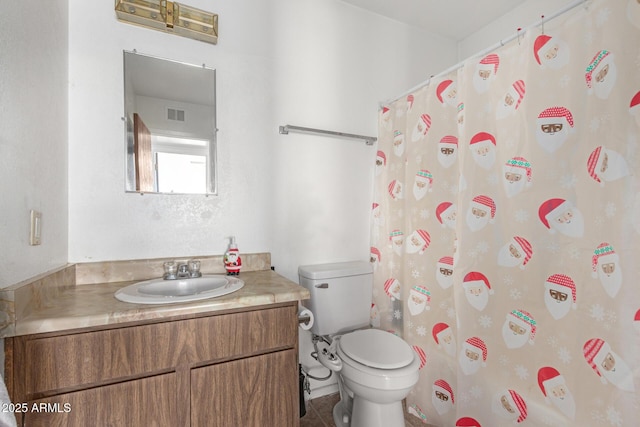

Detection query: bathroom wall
xmin=66 ymin=0 xmax=457 ymax=273
xmin=0 ymin=0 xmax=69 ymax=288
xmin=458 ymin=0 xmax=578 ymax=59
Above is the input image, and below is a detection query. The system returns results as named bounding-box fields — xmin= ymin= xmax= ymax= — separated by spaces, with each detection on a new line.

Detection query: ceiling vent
xmin=167 ymin=107 xmax=185 ymax=122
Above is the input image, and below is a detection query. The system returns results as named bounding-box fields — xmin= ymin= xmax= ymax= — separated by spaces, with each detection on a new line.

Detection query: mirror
xmin=123 ymin=50 xmax=217 ymax=195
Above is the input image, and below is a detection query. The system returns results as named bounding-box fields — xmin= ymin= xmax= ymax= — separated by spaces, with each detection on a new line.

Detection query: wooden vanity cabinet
xmin=4 ymin=303 xmax=300 ymax=427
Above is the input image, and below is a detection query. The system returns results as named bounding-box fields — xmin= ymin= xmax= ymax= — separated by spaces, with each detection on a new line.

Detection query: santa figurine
xmin=224 ymin=236 xmax=242 ymax=275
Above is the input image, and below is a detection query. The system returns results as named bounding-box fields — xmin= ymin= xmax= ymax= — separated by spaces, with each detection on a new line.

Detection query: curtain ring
xmin=541 ymin=15 xmax=545 ymax=35
xmin=517 ymin=27 xmax=522 ymax=45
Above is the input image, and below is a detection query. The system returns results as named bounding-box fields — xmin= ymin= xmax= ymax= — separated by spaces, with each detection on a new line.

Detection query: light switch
xmin=30 ymin=210 xmax=42 ymax=246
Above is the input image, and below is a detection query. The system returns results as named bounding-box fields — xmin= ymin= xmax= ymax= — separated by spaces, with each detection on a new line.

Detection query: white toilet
xmin=299 ymin=261 xmax=420 ymax=427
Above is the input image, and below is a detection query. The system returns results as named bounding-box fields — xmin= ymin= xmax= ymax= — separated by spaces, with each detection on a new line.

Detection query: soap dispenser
xmin=224 ymin=236 xmax=242 ymax=276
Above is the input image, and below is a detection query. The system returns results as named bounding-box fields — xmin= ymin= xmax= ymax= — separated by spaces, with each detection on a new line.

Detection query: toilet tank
xmin=298 ymin=261 xmax=373 ymax=336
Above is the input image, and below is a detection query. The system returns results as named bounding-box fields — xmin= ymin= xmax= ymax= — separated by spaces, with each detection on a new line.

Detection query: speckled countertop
xmin=0 ymin=253 xmax=310 ymax=337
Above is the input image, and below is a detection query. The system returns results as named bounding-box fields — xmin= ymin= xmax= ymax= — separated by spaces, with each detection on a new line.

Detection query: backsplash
xmin=75 ymin=253 xmax=272 ymax=285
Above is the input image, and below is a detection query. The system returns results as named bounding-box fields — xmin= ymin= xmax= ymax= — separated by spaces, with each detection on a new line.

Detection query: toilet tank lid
xmin=298 ymin=261 xmax=372 ymax=280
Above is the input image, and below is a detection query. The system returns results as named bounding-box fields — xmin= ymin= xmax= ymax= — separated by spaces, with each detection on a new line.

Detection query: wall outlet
xmin=30 ymin=210 xmax=42 ymax=246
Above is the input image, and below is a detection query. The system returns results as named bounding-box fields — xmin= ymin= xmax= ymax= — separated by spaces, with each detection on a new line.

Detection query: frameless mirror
xmin=123 ymin=50 xmax=217 ymax=195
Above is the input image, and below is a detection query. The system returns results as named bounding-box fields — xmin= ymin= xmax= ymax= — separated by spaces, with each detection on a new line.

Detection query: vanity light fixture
xmin=115 ymin=0 xmax=218 ymax=44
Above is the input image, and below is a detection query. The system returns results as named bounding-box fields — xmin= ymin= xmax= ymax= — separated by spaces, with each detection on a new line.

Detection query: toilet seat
xmin=338 ymin=329 xmax=414 ymax=369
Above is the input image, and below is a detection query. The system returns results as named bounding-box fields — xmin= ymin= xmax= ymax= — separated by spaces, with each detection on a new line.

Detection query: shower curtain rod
xmin=380 ymin=0 xmax=588 ymax=108
xmin=279 ymin=124 xmax=377 ymax=145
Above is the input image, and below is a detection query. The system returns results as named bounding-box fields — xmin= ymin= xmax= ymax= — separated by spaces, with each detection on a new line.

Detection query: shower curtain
xmin=371 ymin=0 xmax=640 ymax=425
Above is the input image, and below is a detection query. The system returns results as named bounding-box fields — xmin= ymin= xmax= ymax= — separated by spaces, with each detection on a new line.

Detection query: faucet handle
xmin=189 ymin=260 xmax=202 ymax=278
xmin=163 ymin=261 xmax=177 ymax=280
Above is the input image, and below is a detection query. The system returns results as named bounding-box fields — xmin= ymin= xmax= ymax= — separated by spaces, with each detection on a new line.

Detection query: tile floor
xmin=299 ymin=393 xmax=430 ymax=427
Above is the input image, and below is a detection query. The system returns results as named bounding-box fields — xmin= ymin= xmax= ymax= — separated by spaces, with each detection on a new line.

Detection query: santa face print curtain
xmin=371 ymin=0 xmax=640 ymax=426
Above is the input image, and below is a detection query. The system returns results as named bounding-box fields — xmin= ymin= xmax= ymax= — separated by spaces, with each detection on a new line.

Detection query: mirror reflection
xmin=123 ymin=50 xmax=217 ymax=194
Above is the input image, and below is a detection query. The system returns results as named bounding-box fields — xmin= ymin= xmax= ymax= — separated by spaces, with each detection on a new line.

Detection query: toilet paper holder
xmin=298 ymin=312 xmax=312 ymax=326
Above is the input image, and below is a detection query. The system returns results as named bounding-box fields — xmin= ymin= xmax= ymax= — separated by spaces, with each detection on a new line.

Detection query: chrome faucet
xmin=177 ymin=263 xmax=190 ymax=278
xmin=163 ymin=260 xmax=202 ymax=280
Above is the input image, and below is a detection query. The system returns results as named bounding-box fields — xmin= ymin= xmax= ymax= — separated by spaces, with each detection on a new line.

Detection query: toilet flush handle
xmin=315 ymin=283 xmax=329 ymax=289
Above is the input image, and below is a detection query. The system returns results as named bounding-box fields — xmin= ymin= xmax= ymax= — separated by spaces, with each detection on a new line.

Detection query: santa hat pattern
xmin=511 ymin=80 xmax=526 ymax=109
xmin=592 ymin=242 xmax=616 ymax=278
xmin=389 ymin=229 xmax=403 ymax=243
xmin=406 ymin=94 xmax=414 ymax=108
xmin=509 ymin=309 xmax=537 ymax=344
xmin=463 ymin=271 xmax=494 ymax=295
xmin=471 ymin=195 xmax=496 ymax=222
xmin=456 ymin=417 xmax=482 ymax=427
xmin=469 ymin=131 xmax=496 ymax=148
xmin=432 ymin=322 xmax=450 ymax=345
xmin=538 ymin=106 xmax=575 ymax=127
xmin=585 ymin=50 xmax=611 ymax=89
xmin=416 ymin=170 xmax=433 ymax=191
xmin=631 ymin=91 xmax=640 ymax=110
xmin=415 ymin=229 xmax=431 ymax=254
xmin=464 ymin=337 xmax=488 ymax=366
xmin=507 ymin=389 xmax=528 ymax=423
xmin=479 ymin=53 xmax=500 ymax=73
xmin=411 ymin=285 xmax=431 ymax=304
xmin=413 ymin=345 xmax=427 ymax=369
xmin=420 ymin=113 xmax=432 ymax=129
xmin=537 ymin=366 xmax=565 ymax=402
xmin=587 ymin=146 xmax=604 ymax=185
xmin=384 ymin=278 xmax=400 ymax=298
xmin=583 ymin=338 xmax=609 ymax=383
xmin=436 ymin=202 xmax=455 ymax=226
xmin=512 ymin=236 xmax=533 ymax=267
xmin=437 ymin=80 xmax=454 ymax=103
xmin=545 ymin=274 xmax=577 ymax=307
xmin=387 ymin=180 xmax=401 ymax=199
xmin=438 ymin=256 xmax=454 ymax=269
xmin=505 ymin=157 xmax=533 ymax=184
xmin=376 ymin=150 xmax=386 ymax=165
xmin=434 ymin=379 xmax=455 ymax=404
xmin=440 ymin=135 xmax=459 ymax=146
xmin=370 ymin=246 xmax=381 ymax=262
xmin=538 ymin=198 xmax=571 ymax=232
xmin=533 ymin=34 xmax=553 ymax=64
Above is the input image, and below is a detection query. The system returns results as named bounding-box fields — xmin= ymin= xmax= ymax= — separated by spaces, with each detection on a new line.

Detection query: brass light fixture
xmin=115 ymin=0 xmax=218 ymax=44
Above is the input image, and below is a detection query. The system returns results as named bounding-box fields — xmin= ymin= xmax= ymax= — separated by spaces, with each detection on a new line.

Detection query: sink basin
xmin=114 ymin=275 xmax=244 ymax=304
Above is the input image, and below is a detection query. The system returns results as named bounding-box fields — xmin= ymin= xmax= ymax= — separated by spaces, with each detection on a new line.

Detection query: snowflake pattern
xmin=469 ymin=385 xmax=483 ymax=399
xmin=479 ymin=315 xmax=492 ymax=328
xmin=590 ymin=304 xmax=606 ymax=321
xmin=503 ymin=274 xmax=514 ymax=286
xmin=605 ymin=202 xmax=616 ymax=218
xmin=560 ymin=173 xmax=577 ymax=189
xmin=420 ymin=209 xmax=430 ymax=219
xmin=394 ymin=309 xmax=402 ymax=320
xmin=606 ymin=405 xmax=623 ymax=426
xmin=514 ymin=364 xmax=529 ymax=380
xmin=416 ymin=325 xmax=427 ymax=337
xmin=411 ymin=269 xmax=420 ymax=279
xmin=558 ymin=347 xmax=572 ymax=364
xmin=509 ymin=288 xmax=523 ymax=300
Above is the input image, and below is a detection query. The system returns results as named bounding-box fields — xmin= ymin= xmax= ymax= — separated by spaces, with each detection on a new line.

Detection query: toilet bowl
xmin=318 ymin=329 xmax=420 ymax=427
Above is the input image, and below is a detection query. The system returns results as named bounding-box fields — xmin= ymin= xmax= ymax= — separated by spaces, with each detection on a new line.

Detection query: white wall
xmin=458 ymin=0 xmax=578 ymax=60
xmin=67 ymin=0 xmax=457 ymax=271
xmin=0 ymin=0 xmax=69 ymax=288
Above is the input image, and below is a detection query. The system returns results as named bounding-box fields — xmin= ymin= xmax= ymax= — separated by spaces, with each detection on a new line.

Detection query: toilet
xmin=299 ymin=261 xmax=420 ymax=427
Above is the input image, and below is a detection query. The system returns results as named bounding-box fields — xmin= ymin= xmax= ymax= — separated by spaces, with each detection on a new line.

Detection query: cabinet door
xmin=24 ymin=373 xmax=178 ymax=427
xmin=191 ymin=349 xmax=298 ymax=427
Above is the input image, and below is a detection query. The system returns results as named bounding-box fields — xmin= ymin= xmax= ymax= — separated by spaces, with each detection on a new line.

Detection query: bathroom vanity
xmin=1 ymin=255 xmax=309 ymax=426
